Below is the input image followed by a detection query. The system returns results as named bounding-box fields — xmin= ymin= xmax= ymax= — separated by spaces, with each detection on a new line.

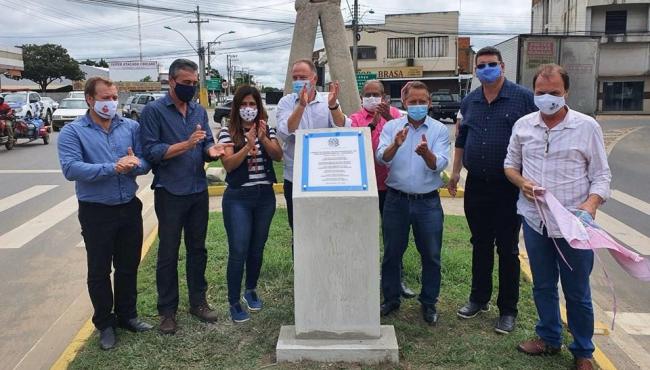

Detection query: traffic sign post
xmin=206 ymin=78 xmax=222 ymax=91
xmin=356 ymin=72 xmax=377 ymax=91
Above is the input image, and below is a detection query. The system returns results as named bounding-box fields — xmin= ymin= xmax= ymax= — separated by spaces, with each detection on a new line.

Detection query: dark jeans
xmin=378 ymin=189 xmax=387 ymax=218
xmin=222 ymin=185 xmax=276 ymax=305
xmin=283 ymin=180 xmax=294 ymax=231
xmin=154 ymin=188 xmax=209 ymax=315
xmin=78 ymin=197 xmax=143 ymax=330
xmin=523 ymin=221 xmax=595 ymax=358
xmin=381 ymin=189 xmax=444 ymax=306
xmin=464 ymin=175 xmax=521 ymax=316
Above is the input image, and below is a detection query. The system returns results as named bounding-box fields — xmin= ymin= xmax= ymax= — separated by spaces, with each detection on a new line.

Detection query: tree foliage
xmin=21 ymin=44 xmax=85 ymax=92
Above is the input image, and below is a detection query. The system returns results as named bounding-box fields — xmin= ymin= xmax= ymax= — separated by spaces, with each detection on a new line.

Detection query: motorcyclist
xmin=0 ymin=96 xmax=14 ymax=141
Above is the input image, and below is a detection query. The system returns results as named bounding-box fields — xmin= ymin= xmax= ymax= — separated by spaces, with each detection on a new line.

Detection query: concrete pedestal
xmin=276 ymin=325 xmax=399 ymax=364
xmin=275 ymin=128 xmax=398 ymax=365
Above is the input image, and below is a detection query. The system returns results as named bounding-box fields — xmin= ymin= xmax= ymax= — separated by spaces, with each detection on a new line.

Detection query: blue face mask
xmin=292 ymin=80 xmax=311 ymax=95
xmin=476 ymin=65 xmax=502 ymax=84
xmin=407 ymin=105 xmax=429 ymax=121
xmin=174 ymin=81 xmax=197 ymax=103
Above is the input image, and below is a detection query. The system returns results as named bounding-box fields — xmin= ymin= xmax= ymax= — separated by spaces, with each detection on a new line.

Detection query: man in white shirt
xmin=276 ymin=58 xmax=350 ymax=232
xmin=504 ymin=64 xmax=611 ymax=370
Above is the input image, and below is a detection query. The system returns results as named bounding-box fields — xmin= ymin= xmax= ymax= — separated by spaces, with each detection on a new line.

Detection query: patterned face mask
xmin=239 ymin=107 xmax=258 ymax=122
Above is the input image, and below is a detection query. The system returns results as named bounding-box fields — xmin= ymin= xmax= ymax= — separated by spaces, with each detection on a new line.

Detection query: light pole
xmin=207 ymin=30 xmax=235 ymax=73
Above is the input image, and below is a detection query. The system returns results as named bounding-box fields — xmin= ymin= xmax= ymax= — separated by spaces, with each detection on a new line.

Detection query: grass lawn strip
xmin=70 ymin=211 xmax=575 ymax=369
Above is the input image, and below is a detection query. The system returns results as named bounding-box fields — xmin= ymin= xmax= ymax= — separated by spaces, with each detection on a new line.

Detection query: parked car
xmin=68 ymin=91 xmax=85 ymax=99
xmin=3 ymin=91 xmax=54 ymax=125
xmin=129 ymin=93 xmax=165 ymax=121
xmin=429 ymin=90 xmax=460 ymax=121
xmin=52 ymin=98 xmax=88 ymax=131
xmin=40 ymin=96 xmax=59 ymax=110
xmin=122 ymin=94 xmax=140 ymax=118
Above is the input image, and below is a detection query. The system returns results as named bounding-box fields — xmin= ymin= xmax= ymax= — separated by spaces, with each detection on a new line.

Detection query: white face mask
xmin=93 ymin=100 xmax=118 ymax=120
xmin=239 ymin=107 xmax=258 ymax=122
xmin=534 ymin=94 xmax=566 ymax=115
xmin=362 ymin=96 xmax=382 ymax=112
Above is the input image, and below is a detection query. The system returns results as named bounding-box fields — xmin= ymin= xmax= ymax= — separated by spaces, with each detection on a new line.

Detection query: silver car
xmin=129 ymin=93 xmax=165 ymax=121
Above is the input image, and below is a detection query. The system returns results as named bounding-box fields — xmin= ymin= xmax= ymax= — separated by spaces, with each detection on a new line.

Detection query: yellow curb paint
xmin=208 ymin=184 xmax=464 ymax=198
xmin=518 ymin=252 xmax=616 ymax=369
xmin=50 ymin=225 xmax=159 ymax=370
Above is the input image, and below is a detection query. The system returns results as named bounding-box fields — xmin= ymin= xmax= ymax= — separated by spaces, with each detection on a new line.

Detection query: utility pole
xmin=189 ymin=5 xmax=209 ymax=107
xmin=352 ymin=0 xmax=359 ymax=73
xmin=137 ymin=0 xmax=143 ymax=61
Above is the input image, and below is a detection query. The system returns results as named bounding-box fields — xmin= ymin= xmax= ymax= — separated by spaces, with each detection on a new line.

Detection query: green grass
xmin=70 ymin=211 xmax=575 ymax=369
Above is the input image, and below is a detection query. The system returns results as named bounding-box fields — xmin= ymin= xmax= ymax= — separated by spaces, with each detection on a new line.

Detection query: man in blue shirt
xmin=376 ymin=81 xmax=450 ymax=325
xmin=448 ymin=47 xmax=537 ymax=334
xmin=140 ymin=59 xmax=231 ymax=334
xmin=58 ymin=77 xmax=153 ymax=350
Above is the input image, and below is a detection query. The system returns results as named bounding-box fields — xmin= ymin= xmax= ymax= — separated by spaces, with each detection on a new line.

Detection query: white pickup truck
xmin=3 ymin=91 xmax=54 ymax=125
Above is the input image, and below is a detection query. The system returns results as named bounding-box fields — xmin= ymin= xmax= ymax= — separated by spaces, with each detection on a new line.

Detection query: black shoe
xmin=99 ymin=327 xmax=116 ymax=350
xmin=401 ymin=281 xmax=416 ymax=299
xmin=380 ymin=301 xmax=400 ymax=316
xmin=118 ymin=318 xmax=154 ymax=333
xmin=422 ymin=305 xmax=439 ymax=325
xmin=457 ymin=301 xmax=490 ymax=319
xmin=495 ymin=315 xmax=516 ymax=334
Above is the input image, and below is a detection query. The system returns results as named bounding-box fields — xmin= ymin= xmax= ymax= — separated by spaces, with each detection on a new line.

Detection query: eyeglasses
xmin=476 ymin=62 xmax=499 ymax=69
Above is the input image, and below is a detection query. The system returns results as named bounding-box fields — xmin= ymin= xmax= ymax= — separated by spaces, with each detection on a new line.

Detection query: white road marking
xmin=605 ymin=312 xmax=650 ymax=336
xmin=597 ymin=211 xmax=650 ymax=256
xmin=611 ymin=189 xmax=650 ymax=217
xmin=0 ymin=170 xmax=61 ymax=174
xmin=0 ymin=185 xmax=58 ymax=213
xmin=0 ymin=195 xmax=78 ymax=249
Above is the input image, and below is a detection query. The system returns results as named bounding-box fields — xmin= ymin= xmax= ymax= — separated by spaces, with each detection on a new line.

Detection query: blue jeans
xmin=222 ymin=185 xmax=276 ymax=305
xmin=381 ymin=190 xmax=444 ymax=306
xmin=522 ymin=220 xmax=595 ymax=358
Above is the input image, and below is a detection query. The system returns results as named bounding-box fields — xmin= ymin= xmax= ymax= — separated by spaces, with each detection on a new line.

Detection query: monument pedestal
xmin=276 ymin=325 xmax=399 ymax=364
xmin=275 ymin=128 xmax=398 ymax=365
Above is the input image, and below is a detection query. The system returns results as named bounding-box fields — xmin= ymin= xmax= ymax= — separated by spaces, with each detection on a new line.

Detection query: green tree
xmin=97 ymin=58 xmax=109 ymax=68
xmin=80 ymin=59 xmax=97 ymax=66
xmin=262 ymin=86 xmax=281 ymax=93
xmin=140 ymin=75 xmax=153 ymax=82
xmin=22 ymin=44 xmax=85 ymax=93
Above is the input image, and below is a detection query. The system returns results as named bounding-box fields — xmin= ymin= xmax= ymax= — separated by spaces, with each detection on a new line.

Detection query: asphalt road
xmin=0 ymin=131 xmax=156 ymax=370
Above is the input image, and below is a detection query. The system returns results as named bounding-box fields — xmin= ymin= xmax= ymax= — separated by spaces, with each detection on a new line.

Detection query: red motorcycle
xmin=0 ymin=114 xmax=15 ymax=150
xmin=11 ymin=117 xmax=50 ymax=145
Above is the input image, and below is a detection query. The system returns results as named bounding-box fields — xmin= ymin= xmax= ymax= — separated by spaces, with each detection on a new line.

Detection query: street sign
xmin=222 ymin=80 xmax=229 ymax=89
xmin=206 ymin=78 xmax=222 ymax=91
xmin=356 ymin=72 xmax=377 ymax=91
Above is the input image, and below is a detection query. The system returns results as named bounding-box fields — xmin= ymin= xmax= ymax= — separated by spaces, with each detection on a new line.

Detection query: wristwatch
xmin=328 ymin=103 xmax=340 ymax=110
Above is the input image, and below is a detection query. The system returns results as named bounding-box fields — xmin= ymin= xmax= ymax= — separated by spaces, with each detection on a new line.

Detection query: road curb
xmin=50 ymin=225 xmax=159 ymax=370
xmin=518 ymin=251 xmax=617 ymax=370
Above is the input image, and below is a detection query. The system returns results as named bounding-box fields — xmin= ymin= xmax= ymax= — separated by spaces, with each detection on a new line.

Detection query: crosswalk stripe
xmin=611 ymin=189 xmax=650 ymax=217
xmin=605 ymin=312 xmax=650 ymax=336
xmin=0 ymin=170 xmax=62 ymax=174
xmin=0 ymin=185 xmax=58 ymax=213
xmin=0 ymin=195 xmax=78 ymax=249
xmin=598 ymin=211 xmax=650 ymax=256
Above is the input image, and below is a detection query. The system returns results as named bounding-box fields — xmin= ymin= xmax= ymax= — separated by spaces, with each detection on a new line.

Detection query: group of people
xmin=58 ymin=47 xmax=610 ymax=370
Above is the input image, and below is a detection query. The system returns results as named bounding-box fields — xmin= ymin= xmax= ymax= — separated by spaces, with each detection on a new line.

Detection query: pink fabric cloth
xmin=350 ymin=106 xmax=402 ymax=191
xmin=540 ymin=189 xmax=650 ymax=281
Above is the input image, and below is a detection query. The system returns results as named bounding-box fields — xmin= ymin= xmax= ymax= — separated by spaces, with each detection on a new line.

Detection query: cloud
xmin=1 ymin=0 xmax=530 ymax=88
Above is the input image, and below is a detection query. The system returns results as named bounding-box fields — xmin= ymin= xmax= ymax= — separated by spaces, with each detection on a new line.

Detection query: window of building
xmin=349 ymin=46 xmax=377 ymax=60
xmin=603 ymin=81 xmax=644 ymax=111
xmin=418 ymin=36 xmax=449 ymax=58
xmin=387 ymin=37 xmax=415 ymax=59
xmin=605 ymin=10 xmax=627 ymax=34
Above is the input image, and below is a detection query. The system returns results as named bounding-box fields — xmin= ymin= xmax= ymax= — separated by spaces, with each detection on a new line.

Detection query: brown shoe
xmin=517 ymin=338 xmax=561 ymax=356
xmin=159 ymin=314 xmax=177 ymax=335
xmin=575 ymin=357 xmax=594 ymax=370
xmin=189 ymin=303 xmax=218 ymax=323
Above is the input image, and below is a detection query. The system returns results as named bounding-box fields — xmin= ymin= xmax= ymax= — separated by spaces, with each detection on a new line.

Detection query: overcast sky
xmin=1 ymin=0 xmax=531 ymax=87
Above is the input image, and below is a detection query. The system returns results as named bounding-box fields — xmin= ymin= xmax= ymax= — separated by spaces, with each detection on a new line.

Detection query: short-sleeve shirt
xmin=218 ymin=126 xmax=277 ymax=186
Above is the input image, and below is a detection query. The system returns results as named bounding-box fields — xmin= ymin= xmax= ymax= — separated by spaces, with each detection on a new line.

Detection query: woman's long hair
xmin=228 ymin=85 xmax=268 ymax=148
